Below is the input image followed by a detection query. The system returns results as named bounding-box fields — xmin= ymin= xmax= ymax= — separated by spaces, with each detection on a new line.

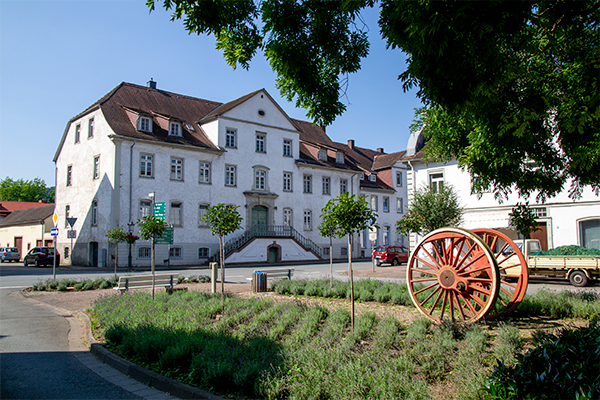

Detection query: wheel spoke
xmin=413 ymin=282 xmax=439 ymax=295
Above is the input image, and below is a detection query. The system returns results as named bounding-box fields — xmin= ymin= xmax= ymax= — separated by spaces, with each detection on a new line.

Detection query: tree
xmin=509 ymin=202 xmax=541 ymax=243
xmin=317 ymin=214 xmax=337 ymax=288
xmin=396 ymin=184 xmax=464 ymax=237
xmin=202 ymin=204 xmax=243 ymax=310
xmin=137 ymin=215 xmax=169 ymax=298
xmin=320 ymin=192 xmax=378 ymax=329
xmin=0 ymin=177 xmax=54 ymax=202
xmin=147 ymin=0 xmax=599 ymax=200
xmin=106 ymin=228 xmax=129 ymax=278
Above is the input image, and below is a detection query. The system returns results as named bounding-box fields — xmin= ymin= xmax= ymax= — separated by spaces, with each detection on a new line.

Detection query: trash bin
xmin=252 ymin=271 xmax=267 ymax=292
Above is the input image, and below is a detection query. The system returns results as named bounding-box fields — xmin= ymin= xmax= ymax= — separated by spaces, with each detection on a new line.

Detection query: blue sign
xmin=51 ymin=228 xmax=59 ymax=236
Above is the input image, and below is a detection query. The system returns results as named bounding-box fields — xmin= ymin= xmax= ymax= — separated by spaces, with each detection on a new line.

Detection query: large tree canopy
xmin=147 ymin=0 xmax=599 ymax=200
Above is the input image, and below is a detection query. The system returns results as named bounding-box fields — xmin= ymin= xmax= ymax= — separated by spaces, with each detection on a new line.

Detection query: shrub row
xmin=31 ymin=274 xmax=210 ymax=292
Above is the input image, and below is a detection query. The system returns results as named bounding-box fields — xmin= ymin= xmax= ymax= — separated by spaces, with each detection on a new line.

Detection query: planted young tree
xmin=137 ymin=215 xmax=169 ymax=298
xmin=320 ymin=193 xmax=378 ymax=329
xmin=317 ymin=215 xmax=337 ymax=288
xmin=106 ymin=228 xmax=128 ymax=278
xmin=202 ymin=204 xmax=243 ymax=310
xmin=396 ymin=184 xmax=464 ymax=237
xmin=509 ymin=202 xmax=541 ymax=252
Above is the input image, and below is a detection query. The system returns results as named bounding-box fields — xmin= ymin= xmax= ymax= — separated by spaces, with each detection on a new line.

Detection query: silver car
xmin=0 ymin=247 xmax=20 ymax=262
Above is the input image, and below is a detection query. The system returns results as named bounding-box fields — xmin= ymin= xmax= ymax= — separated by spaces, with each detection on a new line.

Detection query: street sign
xmin=51 ymin=228 xmax=59 ymax=236
xmin=66 ymin=217 xmax=77 ymax=228
xmin=369 ymin=230 xmax=377 ymax=241
xmin=155 ymin=227 xmax=174 ymax=245
xmin=52 ymin=211 xmax=58 ymax=226
xmin=153 ymin=202 xmax=166 ymax=221
xmin=67 ymin=230 xmax=77 ymax=239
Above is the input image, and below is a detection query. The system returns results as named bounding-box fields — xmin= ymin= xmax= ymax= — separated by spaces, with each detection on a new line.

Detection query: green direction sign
xmin=153 ymin=202 xmax=166 ymax=220
xmin=155 ymin=227 xmax=174 ymax=245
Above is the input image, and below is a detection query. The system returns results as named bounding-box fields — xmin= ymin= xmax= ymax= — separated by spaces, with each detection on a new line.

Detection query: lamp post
xmin=127 ymin=220 xmax=135 ymax=271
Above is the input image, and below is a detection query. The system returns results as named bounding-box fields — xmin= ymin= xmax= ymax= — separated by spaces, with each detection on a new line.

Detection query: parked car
xmin=373 ymin=245 xmax=409 ymax=266
xmin=23 ymin=247 xmax=60 ymax=267
xmin=0 ymin=247 xmax=20 ymax=262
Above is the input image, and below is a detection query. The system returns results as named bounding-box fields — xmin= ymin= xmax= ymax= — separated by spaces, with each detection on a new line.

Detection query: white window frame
xmin=171 ymin=157 xmax=183 ymax=181
xmin=169 ymin=121 xmax=181 ymax=137
xmin=140 ymin=199 xmax=152 ymax=219
xmin=383 ymin=226 xmax=390 ymax=245
xmin=170 ymin=202 xmax=183 ymax=227
xmin=369 ymin=174 xmax=376 ymax=182
xmin=429 ymin=172 xmax=444 ymax=193
xmin=65 ymin=205 xmax=70 ymax=228
xmin=322 ymin=176 xmax=330 ymax=195
xmin=283 ymin=172 xmax=292 ymax=192
xmin=371 ymin=195 xmax=378 ymax=211
xmin=383 ymin=197 xmax=390 ymax=213
xmin=340 ymin=179 xmax=347 ymax=194
xmin=199 ymin=161 xmax=211 ymax=184
xmin=88 ymin=117 xmax=94 ymax=138
xmin=74 ymin=124 xmax=80 ymax=143
xmin=140 ymin=154 xmax=153 ymax=177
xmin=283 ymin=208 xmax=293 ymax=226
xmin=225 ymin=165 xmax=236 ymax=186
xmin=318 ymin=148 xmax=327 ymax=161
xmin=66 ymin=165 xmax=72 ymax=186
xmin=198 ymin=247 xmax=210 ymax=258
xmin=169 ymin=247 xmax=183 ymax=259
xmin=336 ymin=151 xmax=344 ymax=164
xmin=303 ymin=210 xmax=312 ymax=231
xmin=397 ymin=198 xmax=404 ymax=213
xmin=256 ymin=132 xmax=266 ymax=153
xmin=255 ymin=169 xmax=266 ymax=190
xmin=303 ymin=174 xmax=312 ymax=194
xmin=396 ymin=171 xmax=403 ymax=187
xmin=283 ymin=139 xmax=292 ymax=157
xmin=138 ymin=116 xmax=152 ymax=133
xmin=226 ymin=129 xmax=237 ymax=148
xmin=198 ymin=204 xmax=209 ymax=227
xmin=138 ymin=246 xmax=151 ymax=259
xmin=93 ymin=155 xmax=100 ymax=180
xmin=91 ymin=200 xmax=98 ymax=226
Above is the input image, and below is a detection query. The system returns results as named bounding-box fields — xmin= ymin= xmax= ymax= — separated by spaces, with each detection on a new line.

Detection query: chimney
xmin=347 ymin=139 xmax=355 ymax=149
xmin=147 ymin=78 xmax=156 ymax=89
xmin=377 ymin=148 xmax=384 ymax=153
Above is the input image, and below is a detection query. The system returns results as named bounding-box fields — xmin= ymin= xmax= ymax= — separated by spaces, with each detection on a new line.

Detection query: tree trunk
xmin=220 ymin=235 xmax=225 ymax=310
xmin=348 ymin=235 xmax=354 ymax=330
xmin=151 ymin=237 xmax=156 ymax=299
xmin=114 ymin=243 xmax=118 ymax=279
xmin=329 ymin=236 xmax=333 ymax=288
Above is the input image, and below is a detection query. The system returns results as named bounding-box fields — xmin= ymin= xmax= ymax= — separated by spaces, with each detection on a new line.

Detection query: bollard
xmin=252 ymin=271 xmax=267 ymax=292
xmin=210 ymin=262 xmax=218 ymax=293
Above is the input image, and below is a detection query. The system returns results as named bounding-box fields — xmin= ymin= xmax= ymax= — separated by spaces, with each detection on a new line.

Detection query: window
xmin=383 ymin=226 xmax=390 ymax=245
xmin=360 ymin=173 xmax=365 ymax=180
xmin=336 ymin=151 xmax=344 ymax=164
xmin=283 ymin=172 xmax=292 ymax=192
xmin=580 ymin=219 xmax=600 ymax=249
xmin=318 ymin=148 xmax=327 ymax=161
xmin=226 ymin=129 xmax=236 ymax=148
xmin=371 ymin=195 xmax=378 ymax=211
xmin=139 ymin=200 xmax=152 ymax=218
xmin=170 ymin=202 xmax=182 ymax=227
xmin=369 ymin=174 xmax=376 ymax=182
xmin=65 ymin=205 xmax=70 ymax=228
xmin=140 ymin=154 xmax=153 ymax=177
xmin=397 ymin=198 xmax=404 ymax=213
xmin=169 ymin=247 xmax=182 ymax=259
xmin=169 ymin=122 xmax=181 ymax=136
xmin=396 ymin=171 xmax=403 ymax=187
xmin=532 ymin=207 xmax=547 ymax=218
xmin=255 ymin=169 xmax=266 ymax=190
xmin=93 ymin=155 xmax=100 ymax=179
xmin=138 ymin=246 xmax=151 ymax=259
xmin=74 ymin=124 xmax=80 ymax=143
xmin=225 ymin=165 xmax=236 ymax=186
xmin=66 ymin=165 xmax=72 ymax=186
xmin=322 ymin=177 xmax=330 ymax=195
xmin=199 ymin=161 xmax=211 ymax=184
xmin=283 ymin=208 xmax=293 ymax=226
xmin=171 ymin=158 xmax=183 ymax=181
xmin=91 ymin=200 xmax=98 ymax=226
xmin=383 ymin=197 xmax=390 ymax=213
xmin=138 ymin=117 xmax=152 ymax=132
xmin=256 ymin=133 xmax=266 ymax=153
xmin=340 ymin=179 xmax=347 ymax=194
xmin=303 ymin=174 xmax=312 ymax=193
xmin=429 ymin=172 xmax=444 ymax=193
xmin=198 ymin=247 xmax=210 ymax=258
xmin=283 ymin=139 xmax=292 ymax=157
xmin=303 ymin=210 xmax=312 ymax=230
xmin=323 ymin=247 xmax=330 ymax=256
xmin=198 ymin=204 xmax=209 ymax=227
xmin=341 ymin=247 xmax=348 ymax=256
xmin=88 ymin=117 xmax=94 ymax=138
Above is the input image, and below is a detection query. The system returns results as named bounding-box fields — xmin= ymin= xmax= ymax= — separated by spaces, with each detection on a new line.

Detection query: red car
xmin=373 ymin=245 xmax=409 ymax=266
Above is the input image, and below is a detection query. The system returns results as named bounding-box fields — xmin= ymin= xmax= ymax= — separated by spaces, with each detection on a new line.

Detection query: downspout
xmin=407 ymin=160 xmax=416 ymax=248
xmin=129 ymin=140 xmax=136 ymax=224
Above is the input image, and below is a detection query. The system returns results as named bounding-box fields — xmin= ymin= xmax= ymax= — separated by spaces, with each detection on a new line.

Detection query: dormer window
xmin=369 ymin=174 xmax=377 ymax=182
xmin=169 ymin=122 xmax=181 ymax=137
xmin=360 ymin=173 xmax=364 ymax=180
xmin=318 ymin=148 xmax=327 ymax=161
xmin=336 ymin=151 xmax=344 ymax=164
xmin=138 ymin=117 xmax=152 ymax=133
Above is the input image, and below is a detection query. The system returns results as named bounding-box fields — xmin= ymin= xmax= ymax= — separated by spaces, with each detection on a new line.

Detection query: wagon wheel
xmin=407 ymin=227 xmax=500 ymax=324
xmin=472 ymin=229 xmax=529 ymax=319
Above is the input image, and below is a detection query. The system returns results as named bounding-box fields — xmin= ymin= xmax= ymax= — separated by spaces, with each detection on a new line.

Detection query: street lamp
xmin=127 ymin=220 xmax=135 ymax=271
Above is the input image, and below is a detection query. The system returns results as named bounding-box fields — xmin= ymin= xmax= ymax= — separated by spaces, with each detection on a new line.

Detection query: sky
xmin=0 ymin=0 xmax=423 ymax=186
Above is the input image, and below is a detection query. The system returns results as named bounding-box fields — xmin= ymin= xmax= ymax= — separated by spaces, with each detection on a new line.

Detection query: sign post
xmin=66 ymin=217 xmax=77 ymax=266
xmin=51 ymin=227 xmax=59 ymax=280
xmin=369 ymin=229 xmax=377 ymax=272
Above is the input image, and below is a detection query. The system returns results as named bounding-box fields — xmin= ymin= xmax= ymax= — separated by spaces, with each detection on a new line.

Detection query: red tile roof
xmin=0 ymin=201 xmax=53 ymax=218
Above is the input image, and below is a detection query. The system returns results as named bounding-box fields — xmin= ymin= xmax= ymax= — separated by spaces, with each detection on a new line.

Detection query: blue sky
xmin=0 ymin=0 xmax=422 ymax=186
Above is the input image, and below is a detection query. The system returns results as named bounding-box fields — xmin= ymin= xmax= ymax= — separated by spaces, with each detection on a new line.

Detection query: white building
xmin=402 ymin=131 xmax=600 ymax=250
xmin=53 ymin=81 xmax=407 ymax=267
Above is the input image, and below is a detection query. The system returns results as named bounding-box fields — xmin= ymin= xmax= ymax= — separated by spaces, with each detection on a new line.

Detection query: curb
xmin=90 ymin=344 xmax=224 ymax=400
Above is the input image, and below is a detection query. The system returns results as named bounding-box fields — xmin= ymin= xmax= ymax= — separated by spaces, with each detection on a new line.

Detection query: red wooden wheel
xmin=472 ymin=229 xmax=529 ymax=319
xmin=407 ymin=227 xmax=500 ymax=324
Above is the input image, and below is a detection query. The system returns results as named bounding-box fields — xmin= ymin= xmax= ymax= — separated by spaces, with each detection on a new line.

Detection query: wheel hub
xmin=438 ymin=268 xmax=456 ymax=288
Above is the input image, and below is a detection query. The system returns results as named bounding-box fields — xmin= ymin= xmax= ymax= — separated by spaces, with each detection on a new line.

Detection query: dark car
xmin=0 ymin=247 xmax=20 ymax=262
xmin=373 ymin=245 xmax=409 ymax=266
xmin=23 ymin=247 xmax=60 ymax=267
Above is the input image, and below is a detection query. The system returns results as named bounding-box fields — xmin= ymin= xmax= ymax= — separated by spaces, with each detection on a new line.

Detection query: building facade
xmin=54 ymin=81 xmax=408 ymax=267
